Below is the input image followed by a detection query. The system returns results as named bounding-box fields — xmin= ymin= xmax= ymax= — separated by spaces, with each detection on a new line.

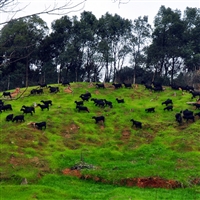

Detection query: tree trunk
xmin=25 ymin=58 xmax=29 ymax=87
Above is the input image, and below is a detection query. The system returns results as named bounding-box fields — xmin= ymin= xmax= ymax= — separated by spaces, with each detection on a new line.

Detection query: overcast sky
xmin=1 ymin=0 xmax=200 ymax=29
xmin=41 ymin=0 xmax=200 ymax=29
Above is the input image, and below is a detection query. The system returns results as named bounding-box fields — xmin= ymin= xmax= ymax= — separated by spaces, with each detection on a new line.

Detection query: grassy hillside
xmin=0 ymin=82 xmax=200 ymax=199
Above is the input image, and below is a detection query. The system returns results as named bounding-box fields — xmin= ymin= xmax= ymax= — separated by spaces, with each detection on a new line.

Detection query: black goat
xmin=144 ymin=84 xmax=153 ymax=90
xmin=1 ymin=104 xmax=12 ymax=111
xmin=153 ymin=86 xmax=163 ymax=92
xmin=164 ymin=105 xmax=173 ymax=111
xmin=112 ymin=83 xmax=122 ymax=89
xmin=80 ymin=93 xmax=91 ymax=101
xmin=193 ymin=103 xmax=200 ymax=110
xmin=74 ymin=100 xmax=84 ymax=106
xmin=123 ymin=83 xmax=132 ymax=88
xmin=92 ymin=116 xmax=105 ymax=124
xmin=30 ymin=88 xmax=43 ymax=95
xmin=175 ymin=113 xmax=182 ymax=125
xmin=181 ymin=109 xmax=193 ymax=116
xmin=6 ymin=114 xmax=14 ymax=121
xmin=96 ymin=83 xmax=105 ymax=89
xmin=183 ymin=115 xmax=195 ymax=122
xmin=145 ymin=107 xmax=155 ymax=113
xmin=76 ymin=105 xmax=89 ymax=113
xmin=0 ymin=100 xmax=4 ymax=106
xmin=37 ymin=104 xmax=49 ymax=111
xmin=162 ymin=99 xmax=173 ymax=106
xmin=194 ymin=112 xmax=200 ymax=118
xmin=48 ymin=86 xmax=60 ymax=93
xmin=22 ymin=105 xmax=35 ymax=113
xmin=61 ymin=80 xmax=70 ymax=86
xmin=20 ymin=107 xmax=34 ymax=115
xmin=12 ymin=115 xmax=25 ymax=122
xmin=35 ymin=121 xmax=46 ymax=130
xmin=190 ymin=90 xmax=200 ymax=99
xmin=2 ymin=91 xmax=12 ymax=98
xmin=41 ymin=100 xmax=52 ymax=106
xmin=104 ymin=100 xmax=113 ymax=108
xmin=38 ymin=83 xmax=47 ymax=88
xmin=130 ymin=119 xmax=142 ymax=128
xmin=181 ymin=109 xmax=195 ymax=122
xmin=116 ymin=98 xmax=124 ymax=103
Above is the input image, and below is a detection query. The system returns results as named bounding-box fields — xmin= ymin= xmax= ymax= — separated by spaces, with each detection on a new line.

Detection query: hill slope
xmin=0 ymin=82 xmax=200 ymax=199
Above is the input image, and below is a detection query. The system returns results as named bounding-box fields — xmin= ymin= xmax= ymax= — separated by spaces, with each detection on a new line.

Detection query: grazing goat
xmin=96 ymin=83 xmax=105 ymax=89
xmin=0 ymin=100 xmax=4 ymax=106
xmin=61 ymin=80 xmax=70 ymax=86
xmin=48 ymin=86 xmax=60 ymax=93
xmin=1 ymin=104 xmax=12 ymax=111
xmin=190 ymin=90 xmax=200 ymax=99
xmin=104 ymin=100 xmax=113 ymax=108
xmin=20 ymin=107 xmax=34 ymax=115
xmin=92 ymin=116 xmax=105 ymax=124
xmin=175 ymin=113 xmax=182 ymax=125
xmin=116 ymin=98 xmax=124 ymax=103
xmin=38 ymin=83 xmax=47 ymax=88
xmin=12 ymin=115 xmax=25 ymax=122
xmin=74 ymin=100 xmax=84 ymax=106
xmin=123 ymin=83 xmax=132 ymax=88
xmin=6 ymin=114 xmax=14 ymax=121
xmin=34 ymin=121 xmax=46 ymax=130
xmin=112 ymin=83 xmax=122 ymax=89
xmin=164 ymin=105 xmax=173 ymax=111
xmin=22 ymin=105 xmax=35 ymax=113
xmin=144 ymin=84 xmax=153 ymax=90
xmin=145 ymin=107 xmax=155 ymax=113
xmin=80 ymin=93 xmax=91 ymax=101
xmin=183 ymin=115 xmax=195 ymax=122
xmin=30 ymin=88 xmax=43 ymax=95
xmin=153 ymin=86 xmax=164 ymax=92
xmin=194 ymin=112 xmax=200 ymax=118
xmin=37 ymin=104 xmax=49 ymax=111
xmin=130 ymin=119 xmax=142 ymax=128
xmin=76 ymin=105 xmax=89 ymax=113
xmin=181 ymin=109 xmax=195 ymax=122
xmin=162 ymin=99 xmax=173 ymax=106
xmin=193 ymin=103 xmax=200 ymax=110
xmin=2 ymin=91 xmax=12 ymax=98
xmin=41 ymin=100 xmax=52 ymax=106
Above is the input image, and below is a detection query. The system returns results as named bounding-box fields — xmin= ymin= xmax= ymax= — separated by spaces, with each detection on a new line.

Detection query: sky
xmin=40 ymin=0 xmax=200 ymax=29
xmin=1 ymin=0 xmax=200 ymax=30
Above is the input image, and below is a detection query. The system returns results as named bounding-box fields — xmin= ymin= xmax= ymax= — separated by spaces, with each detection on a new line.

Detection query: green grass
xmin=0 ymin=83 xmax=200 ymax=199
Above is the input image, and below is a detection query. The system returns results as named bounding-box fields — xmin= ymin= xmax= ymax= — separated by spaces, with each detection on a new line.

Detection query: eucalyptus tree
xmin=128 ymin=16 xmax=152 ymax=84
xmin=0 ymin=15 xmax=48 ymax=88
xmin=97 ymin=12 xmax=132 ymax=82
xmin=147 ymin=6 xmax=186 ymax=84
xmin=182 ymin=7 xmax=200 ymax=72
xmin=77 ymin=11 xmax=99 ymax=82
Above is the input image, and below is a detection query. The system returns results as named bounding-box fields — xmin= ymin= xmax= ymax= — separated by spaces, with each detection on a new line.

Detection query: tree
xmin=97 ymin=12 xmax=132 ymax=82
xmin=0 ymin=15 xmax=48 ymax=88
xmin=129 ymin=16 xmax=152 ymax=84
xmin=147 ymin=6 xmax=185 ymax=84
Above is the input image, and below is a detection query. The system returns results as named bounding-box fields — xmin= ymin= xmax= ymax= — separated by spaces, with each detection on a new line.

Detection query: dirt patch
xmin=121 ymin=129 xmax=131 ymax=140
xmin=62 ymin=168 xmax=182 ymax=189
xmin=61 ymin=123 xmax=80 ymax=138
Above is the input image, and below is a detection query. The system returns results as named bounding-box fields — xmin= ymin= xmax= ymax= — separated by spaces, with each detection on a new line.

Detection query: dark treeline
xmin=0 ymin=6 xmax=200 ymax=91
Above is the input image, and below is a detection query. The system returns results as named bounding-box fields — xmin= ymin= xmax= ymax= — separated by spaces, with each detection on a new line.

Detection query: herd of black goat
xmin=1 ymin=81 xmax=200 ymax=131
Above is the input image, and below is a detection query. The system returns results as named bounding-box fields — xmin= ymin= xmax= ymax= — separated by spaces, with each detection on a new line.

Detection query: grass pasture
xmin=0 ymin=82 xmax=200 ymax=199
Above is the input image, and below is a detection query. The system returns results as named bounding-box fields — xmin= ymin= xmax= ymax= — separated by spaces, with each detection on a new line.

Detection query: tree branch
xmin=0 ymin=0 xmax=87 ymax=25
